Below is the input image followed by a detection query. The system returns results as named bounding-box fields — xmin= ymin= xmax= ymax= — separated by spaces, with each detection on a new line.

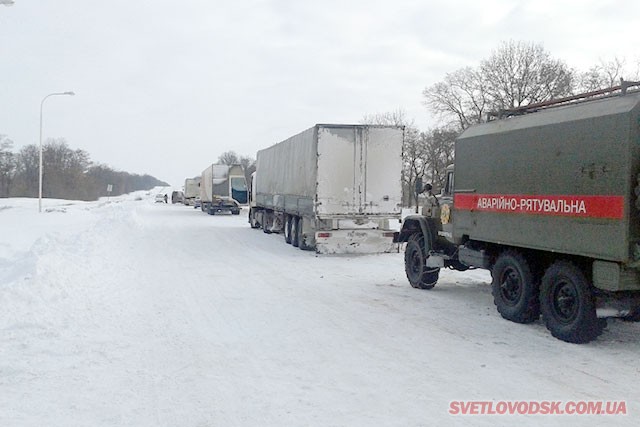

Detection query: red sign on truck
xmin=454 ymin=194 xmax=625 ymax=219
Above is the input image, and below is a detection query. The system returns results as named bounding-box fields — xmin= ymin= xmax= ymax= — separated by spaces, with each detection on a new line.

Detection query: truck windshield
xmin=231 ymin=177 xmax=248 ymax=204
xmin=231 ymin=177 xmax=247 ymax=191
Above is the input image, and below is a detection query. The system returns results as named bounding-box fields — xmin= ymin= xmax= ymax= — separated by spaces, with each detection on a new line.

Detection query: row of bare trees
xmin=0 ymin=136 xmax=167 ymax=200
xmin=365 ymin=41 xmax=639 ymax=206
xmin=424 ymin=40 xmax=639 ymax=129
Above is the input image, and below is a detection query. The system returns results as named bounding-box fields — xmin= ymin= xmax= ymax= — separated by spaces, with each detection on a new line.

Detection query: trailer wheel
xmin=540 ymin=261 xmax=603 ymax=343
xmin=284 ymin=215 xmax=292 ymax=244
xmin=291 ymin=216 xmax=300 ymax=247
xmin=491 ymin=251 xmax=540 ymax=323
xmin=404 ymin=234 xmax=439 ymax=289
xmin=262 ymin=211 xmax=273 ymax=234
xmin=249 ymin=209 xmax=260 ymax=229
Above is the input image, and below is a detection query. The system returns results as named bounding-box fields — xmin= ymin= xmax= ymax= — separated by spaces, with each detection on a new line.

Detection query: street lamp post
xmin=39 ymin=91 xmax=75 ymax=213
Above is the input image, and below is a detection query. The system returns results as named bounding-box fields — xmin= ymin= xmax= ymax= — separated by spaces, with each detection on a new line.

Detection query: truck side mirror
xmin=415 ymin=179 xmax=433 ymax=195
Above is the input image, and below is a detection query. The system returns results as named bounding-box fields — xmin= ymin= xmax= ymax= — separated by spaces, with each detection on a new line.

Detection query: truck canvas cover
xmin=256 ymin=124 xmax=403 ymax=218
xmin=454 ymin=91 xmax=640 ymax=262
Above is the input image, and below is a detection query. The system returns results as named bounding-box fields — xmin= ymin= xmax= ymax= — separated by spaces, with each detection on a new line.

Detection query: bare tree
xmin=580 ymin=57 xmax=626 ymax=91
xmin=216 ymin=151 xmax=255 ymax=185
xmin=578 ymin=57 xmax=640 ymax=92
xmin=422 ymin=128 xmax=457 ymax=190
xmin=40 ymin=138 xmax=91 ymax=199
xmin=239 ymin=155 xmax=256 ymax=185
xmin=218 ymin=151 xmax=240 ymax=165
xmin=424 ymin=40 xmax=575 ymax=128
xmin=11 ymin=144 xmax=39 ymax=197
xmin=401 ymin=126 xmax=428 ymax=207
xmin=0 ymin=135 xmax=15 ymax=197
xmin=423 ymin=67 xmax=489 ymax=129
xmin=361 ymin=108 xmax=409 ymax=127
xmin=481 ymin=40 xmax=575 ymax=111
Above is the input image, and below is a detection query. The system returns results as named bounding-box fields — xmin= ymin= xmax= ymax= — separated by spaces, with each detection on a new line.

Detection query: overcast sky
xmin=1 ymin=0 xmax=639 ymax=187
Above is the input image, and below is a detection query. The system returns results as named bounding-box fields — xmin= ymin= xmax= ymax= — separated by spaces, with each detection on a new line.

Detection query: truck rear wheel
xmin=404 ymin=234 xmax=439 ymax=289
xmin=284 ymin=215 xmax=292 ymax=244
xmin=249 ymin=209 xmax=260 ymax=229
xmin=262 ymin=211 xmax=273 ymax=234
xmin=291 ymin=216 xmax=300 ymax=247
xmin=492 ymin=251 xmax=540 ymax=323
xmin=540 ymin=261 xmax=603 ymax=343
xmin=297 ymin=217 xmax=313 ymax=250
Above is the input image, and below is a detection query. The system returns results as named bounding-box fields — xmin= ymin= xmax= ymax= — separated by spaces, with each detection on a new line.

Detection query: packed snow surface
xmin=1 ymin=192 xmax=639 ymax=426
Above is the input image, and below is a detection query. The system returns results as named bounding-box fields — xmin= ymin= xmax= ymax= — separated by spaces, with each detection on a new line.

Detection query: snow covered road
xmin=1 ymin=195 xmax=639 ymax=426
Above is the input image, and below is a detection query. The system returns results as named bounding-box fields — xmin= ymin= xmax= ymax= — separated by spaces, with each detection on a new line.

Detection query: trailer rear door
xmin=316 ymin=125 xmax=402 ymax=216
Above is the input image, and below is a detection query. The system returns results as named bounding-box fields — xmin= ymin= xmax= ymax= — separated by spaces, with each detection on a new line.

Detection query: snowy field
xmin=1 ymin=191 xmax=639 ymax=427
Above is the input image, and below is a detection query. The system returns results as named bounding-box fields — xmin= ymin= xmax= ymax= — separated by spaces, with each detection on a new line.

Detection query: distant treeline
xmin=0 ymin=137 xmax=168 ymax=201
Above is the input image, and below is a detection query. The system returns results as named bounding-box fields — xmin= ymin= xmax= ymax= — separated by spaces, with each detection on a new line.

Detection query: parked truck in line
xmin=200 ymin=163 xmax=248 ymax=215
xmin=395 ymin=81 xmax=640 ymax=343
xmin=249 ymin=124 xmax=403 ymax=254
xmin=183 ymin=177 xmax=201 ymax=206
xmin=171 ymin=190 xmax=184 ymax=204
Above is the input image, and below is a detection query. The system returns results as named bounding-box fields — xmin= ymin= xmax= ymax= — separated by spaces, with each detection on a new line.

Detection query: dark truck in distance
xmin=395 ymin=81 xmax=640 ymax=343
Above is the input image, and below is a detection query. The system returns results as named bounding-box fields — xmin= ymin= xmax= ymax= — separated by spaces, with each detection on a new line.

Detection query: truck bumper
xmin=314 ymin=229 xmax=398 ymax=254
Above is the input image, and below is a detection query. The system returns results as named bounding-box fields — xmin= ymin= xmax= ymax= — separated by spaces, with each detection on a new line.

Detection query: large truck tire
xmin=491 ymin=251 xmax=540 ymax=323
xmin=249 ymin=209 xmax=260 ymax=229
xmin=298 ymin=217 xmax=313 ymax=251
xmin=284 ymin=215 xmax=292 ymax=244
xmin=540 ymin=261 xmax=603 ymax=343
xmin=262 ymin=211 xmax=273 ymax=234
xmin=291 ymin=216 xmax=300 ymax=247
xmin=404 ymin=233 xmax=439 ymax=289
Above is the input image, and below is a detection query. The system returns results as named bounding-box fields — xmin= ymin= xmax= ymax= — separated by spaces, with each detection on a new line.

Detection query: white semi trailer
xmin=249 ymin=124 xmax=403 ymax=254
xmin=183 ymin=177 xmax=201 ymax=206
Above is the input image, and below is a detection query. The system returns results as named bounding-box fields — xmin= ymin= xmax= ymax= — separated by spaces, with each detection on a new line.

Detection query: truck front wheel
xmin=404 ymin=234 xmax=439 ymax=289
xmin=540 ymin=261 xmax=603 ymax=343
xmin=492 ymin=251 xmax=540 ymax=324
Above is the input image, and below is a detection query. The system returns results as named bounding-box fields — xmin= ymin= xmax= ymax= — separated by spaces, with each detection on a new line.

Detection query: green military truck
xmin=396 ymin=81 xmax=640 ymax=343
